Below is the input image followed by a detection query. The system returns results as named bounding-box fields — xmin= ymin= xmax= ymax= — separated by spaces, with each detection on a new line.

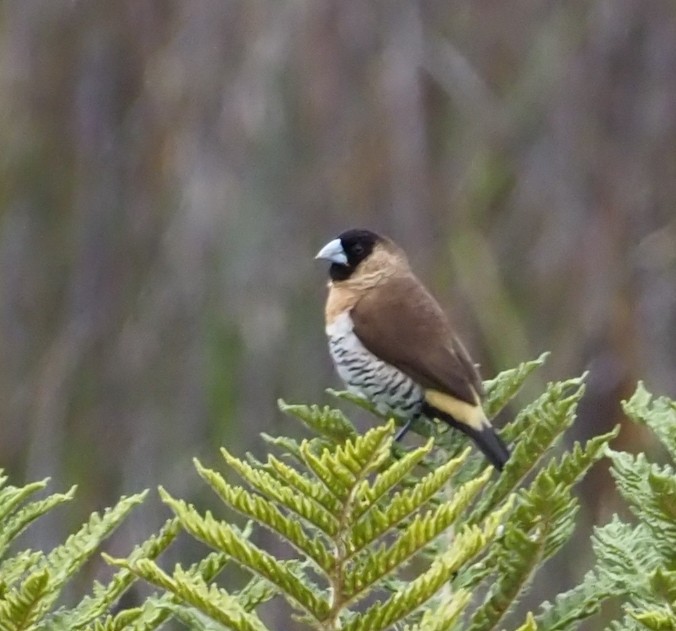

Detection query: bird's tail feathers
xmin=424 ymin=404 xmax=510 ymax=470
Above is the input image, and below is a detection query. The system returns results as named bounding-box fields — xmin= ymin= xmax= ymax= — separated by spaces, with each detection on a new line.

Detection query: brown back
xmin=350 ymin=274 xmax=484 ymax=405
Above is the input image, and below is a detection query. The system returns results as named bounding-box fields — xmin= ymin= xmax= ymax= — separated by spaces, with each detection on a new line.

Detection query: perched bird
xmin=315 ymin=228 xmax=510 ymax=470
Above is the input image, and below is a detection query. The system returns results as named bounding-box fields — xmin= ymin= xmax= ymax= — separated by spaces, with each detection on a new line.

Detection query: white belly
xmin=326 ymin=312 xmax=423 ymax=418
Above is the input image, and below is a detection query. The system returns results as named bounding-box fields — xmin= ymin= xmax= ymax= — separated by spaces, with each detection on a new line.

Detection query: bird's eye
xmin=352 ymin=244 xmax=364 ymax=256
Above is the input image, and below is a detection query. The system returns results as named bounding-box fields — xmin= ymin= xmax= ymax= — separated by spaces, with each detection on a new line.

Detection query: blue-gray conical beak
xmin=315 ymin=238 xmax=348 ymax=265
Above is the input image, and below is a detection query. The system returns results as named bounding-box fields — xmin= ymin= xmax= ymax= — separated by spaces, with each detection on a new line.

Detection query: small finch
xmin=316 ymin=229 xmax=509 ymax=470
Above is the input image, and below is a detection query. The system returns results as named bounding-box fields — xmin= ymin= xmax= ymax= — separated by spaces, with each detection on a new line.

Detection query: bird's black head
xmin=315 ymin=229 xmax=381 ymax=281
xmin=338 ymin=229 xmax=379 ymax=268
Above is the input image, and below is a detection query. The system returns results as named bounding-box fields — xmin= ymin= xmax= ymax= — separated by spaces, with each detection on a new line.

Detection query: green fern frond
xmin=83 ymin=610 xmax=145 ymax=631
xmin=194 ymin=459 xmax=333 ymax=572
xmin=300 ymin=422 xmax=394 ymax=500
xmin=472 ymin=375 xmax=586 ymax=523
xmin=345 ymin=472 xmax=492 ymax=602
xmin=0 ymin=570 xmax=51 ymax=631
xmin=503 ymin=374 xmax=586 ymax=445
xmin=42 ymin=517 xmax=181 ymax=630
xmin=483 ymin=352 xmax=550 ymax=418
xmin=221 ymin=448 xmax=340 ymax=536
xmin=468 ymin=523 xmax=540 ymax=631
xmin=237 ymin=575 xmax=278 ymax=613
xmin=648 ymin=569 xmax=676 ymax=610
xmin=148 ymin=602 xmax=235 ymax=630
xmin=586 ymin=385 xmax=676 ymax=629
xmin=264 ymin=454 xmax=345 ymax=516
xmin=0 ymin=551 xmax=44 ymax=589
xmin=71 ymin=604 xmax=156 ymax=631
xmin=149 ymin=409 xmax=526 ymax=629
xmin=535 ymin=568 xmax=621 ymax=631
xmin=607 ymin=450 xmax=676 ymax=561
xmin=352 ymin=438 xmax=436 ymax=518
xmin=260 ymin=433 xmax=306 ymax=462
xmin=403 ymin=589 xmax=472 ymax=631
xmin=278 ymin=399 xmax=357 ymax=442
xmin=345 ymin=512 xmax=505 ymax=631
xmin=613 ymin=568 xmax=676 ymax=631
xmin=14 ymin=360 xmax=648 ymax=630
xmin=593 ymin=518 xmax=659 ymax=591
xmin=0 ymin=487 xmax=149 ymax=631
xmin=159 ymin=488 xmax=330 ymax=621
xmin=605 ymin=616 xmax=645 ymax=631
xmin=43 ymin=492 xmax=148 ymax=583
xmin=628 ymin=607 xmax=676 ymax=631
xmin=116 ymin=559 xmax=268 ymax=631
xmin=350 ymin=447 xmax=472 ymax=547
xmin=622 ymin=382 xmax=676 ymax=459
xmin=514 ymin=612 xmax=539 ymax=631
xmin=0 ymin=479 xmax=50 ymax=523
xmin=0 ymin=486 xmax=76 ymax=559
xmin=501 ymin=426 xmax=620 ymax=594
xmin=101 ymin=550 xmax=232 ymax=631
xmin=516 ymin=473 xmax=578 ymax=560
xmin=468 ymin=469 xmax=580 ymax=631
xmin=469 ymin=425 xmax=618 ymax=610
xmin=325 ymin=388 xmax=383 ymax=416
xmin=592 ymin=521 xmax=671 ymax=629
xmin=548 ymin=428 xmax=620 ymax=488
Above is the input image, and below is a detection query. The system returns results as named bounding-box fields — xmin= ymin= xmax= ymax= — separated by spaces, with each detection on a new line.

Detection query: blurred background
xmin=1 ymin=0 xmax=675 ymax=627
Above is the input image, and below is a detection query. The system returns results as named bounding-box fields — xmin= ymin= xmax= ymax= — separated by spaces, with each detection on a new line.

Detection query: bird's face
xmin=315 ymin=229 xmax=381 ymax=281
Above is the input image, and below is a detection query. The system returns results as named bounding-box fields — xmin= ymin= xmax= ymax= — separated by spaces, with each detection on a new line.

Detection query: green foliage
xmin=118 ymin=423 xmax=505 ymax=630
xmin=622 ymin=383 xmax=676 ymax=460
xmin=108 ymin=356 xmax=623 ymax=630
xmin=535 ymin=384 xmax=676 ymax=631
xmin=0 ymin=474 xmax=158 ymax=630
xmin=598 ymin=386 xmax=676 ymax=631
xmin=0 ymin=477 xmax=234 ymax=631
xmin=5 ymin=362 xmax=676 ymax=631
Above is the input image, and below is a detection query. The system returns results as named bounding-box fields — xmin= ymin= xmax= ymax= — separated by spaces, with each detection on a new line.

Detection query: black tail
xmin=424 ymin=404 xmax=510 ymax=470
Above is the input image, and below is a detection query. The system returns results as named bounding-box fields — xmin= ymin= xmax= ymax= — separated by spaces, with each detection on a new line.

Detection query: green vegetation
xmin=1 ymin=359 xmax=674 ymax=630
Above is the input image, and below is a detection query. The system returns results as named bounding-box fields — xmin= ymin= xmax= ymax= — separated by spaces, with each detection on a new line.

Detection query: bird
xmin=315 ymin=228 xmax=510 ymax=470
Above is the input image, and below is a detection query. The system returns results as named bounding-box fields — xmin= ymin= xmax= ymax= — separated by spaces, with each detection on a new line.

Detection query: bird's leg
xmin=394 ymin=417 xmax=415 ymax=442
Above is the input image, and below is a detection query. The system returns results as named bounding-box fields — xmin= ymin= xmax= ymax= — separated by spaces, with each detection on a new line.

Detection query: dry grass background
xmin=1 ymin=1 xmax=675 ymax=627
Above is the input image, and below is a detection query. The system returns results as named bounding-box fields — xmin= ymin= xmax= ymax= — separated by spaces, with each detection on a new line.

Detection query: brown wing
xmin=350 ymin=274 xmax=484 ymax=405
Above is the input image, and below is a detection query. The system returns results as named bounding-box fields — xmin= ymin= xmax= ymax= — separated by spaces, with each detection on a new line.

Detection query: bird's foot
xmin=394 ymin=417 xmax=414 ymax=442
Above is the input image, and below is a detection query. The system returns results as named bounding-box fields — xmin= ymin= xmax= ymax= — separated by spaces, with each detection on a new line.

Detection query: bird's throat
xmin=329 ymin=263 xmax=353 ymax=281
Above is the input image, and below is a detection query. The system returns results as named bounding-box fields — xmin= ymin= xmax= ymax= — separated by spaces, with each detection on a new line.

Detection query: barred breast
xmin=326 ymin=311 xmax=423 ymax=419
